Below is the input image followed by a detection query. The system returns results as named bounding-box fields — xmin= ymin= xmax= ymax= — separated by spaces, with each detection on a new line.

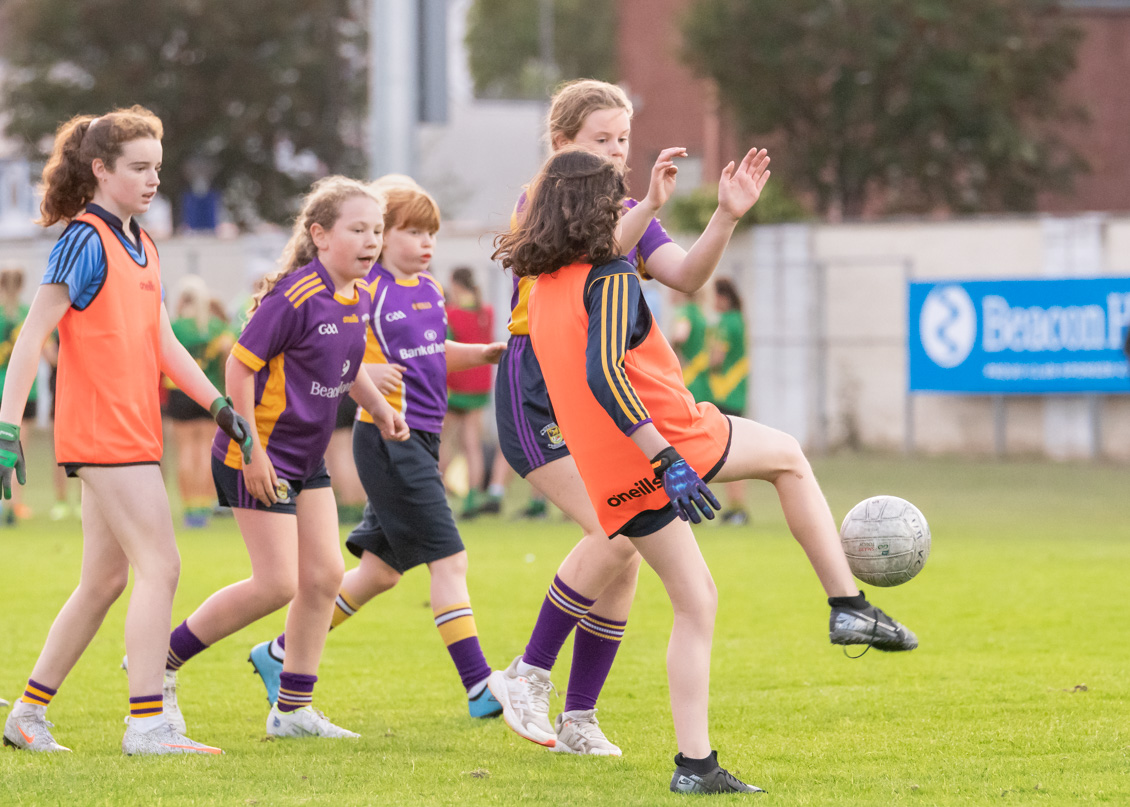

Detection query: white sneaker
xmin=486 ymin=655 xmax=556 ymax=747
xmin=552 ymin=709 xmax=622 ymax=756
xmin=266 ymin=705 xmax=360 ymax=739
xmin=0 ymin=698 xmax=8 ymax=708
xmin=3 ymin=710 xmax=71 ymax=752
xmin=121 ymin=721 xmax=222 ymax=755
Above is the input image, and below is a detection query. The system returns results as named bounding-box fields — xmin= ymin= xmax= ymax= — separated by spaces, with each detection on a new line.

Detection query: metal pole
xmin=812 ymin=260 xmax=828 ymax=455
xmin=368 ymin=0 xmax=419 ymax=179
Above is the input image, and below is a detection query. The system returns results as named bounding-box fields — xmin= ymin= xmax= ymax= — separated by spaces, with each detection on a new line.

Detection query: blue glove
xmin=0 ymin=420 xmax=26 ymax=500
xmin=211 ymin=396 xmax=254 ymax=464
xmin=651 ymin=446 xmax=720 ymax=524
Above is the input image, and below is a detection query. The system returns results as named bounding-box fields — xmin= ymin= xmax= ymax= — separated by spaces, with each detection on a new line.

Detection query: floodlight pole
xmin=368 ymin=0 xmax=419 ymax=179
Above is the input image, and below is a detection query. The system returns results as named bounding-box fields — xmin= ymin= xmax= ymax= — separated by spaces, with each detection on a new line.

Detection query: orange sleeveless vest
xmin=54 ymin=213 xmax=163 ymax=465
xmin=528 ymin=263 xmax=731 ymax=537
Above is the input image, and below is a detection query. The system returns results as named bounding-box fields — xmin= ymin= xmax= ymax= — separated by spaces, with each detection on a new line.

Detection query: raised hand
xmin=717 ymin=148 xmax=771 ymax=223
xmin=643 ymin=147 xmax=688 ymax=211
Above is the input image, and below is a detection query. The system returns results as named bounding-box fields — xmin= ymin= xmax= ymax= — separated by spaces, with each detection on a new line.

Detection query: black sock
xmin=828 ymin=591 xmax=869 ymax=610
xmin=675 ymin=750 xmax=719 ymax=775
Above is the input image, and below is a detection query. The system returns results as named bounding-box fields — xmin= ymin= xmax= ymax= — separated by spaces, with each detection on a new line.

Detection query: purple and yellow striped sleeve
xmin=583 ymin=260 xmax=652 ymax=435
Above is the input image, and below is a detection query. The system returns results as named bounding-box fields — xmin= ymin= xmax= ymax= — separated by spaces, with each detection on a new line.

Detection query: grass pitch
xmin=0 ymin=447 xmax=1126 ymax=806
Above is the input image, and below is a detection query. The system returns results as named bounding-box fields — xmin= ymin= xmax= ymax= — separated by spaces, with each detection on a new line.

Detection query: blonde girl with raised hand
xmin=156 ymin=176 xmax=409 ymax=740
xmin=488 ymin=78 xmax=772 ymax=756
xmin=0 ymin=107 xmax=252 ymax=755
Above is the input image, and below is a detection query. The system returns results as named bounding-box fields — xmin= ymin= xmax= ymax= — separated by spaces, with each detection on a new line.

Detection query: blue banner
xmin=908 ymin=278 xmax=1130 ymax=393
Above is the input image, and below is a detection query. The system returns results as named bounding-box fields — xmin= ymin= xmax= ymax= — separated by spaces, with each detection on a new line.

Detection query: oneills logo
xmin=606 ymin=475 xmax=662 ymax=507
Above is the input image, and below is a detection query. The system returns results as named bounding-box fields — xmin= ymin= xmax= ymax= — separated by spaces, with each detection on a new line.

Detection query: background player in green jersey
xmin=670 ymin=289 xmax=712 ymax=404
xmin=707 ymin=279 xmax=750 ymax=525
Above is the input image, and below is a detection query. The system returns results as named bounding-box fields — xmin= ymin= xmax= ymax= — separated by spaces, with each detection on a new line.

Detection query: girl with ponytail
xmin=1 ymin=106 xmax=252 ymax=756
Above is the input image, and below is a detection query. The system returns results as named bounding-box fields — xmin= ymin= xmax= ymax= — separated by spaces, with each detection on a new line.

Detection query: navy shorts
xmin=494 ymin=334 xmax=570 ymax=478
xmin=212 ymin=455 xmax=332 ymax=515
xmin=345 ymin=421 xmax=464 ymax=574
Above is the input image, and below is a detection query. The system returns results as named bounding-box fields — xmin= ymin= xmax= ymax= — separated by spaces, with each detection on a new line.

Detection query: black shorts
xmin=345 ymin=421 xmax=464 ymax=573
xmin=616 ymin=419 xmax=733 ymax=539
xmin=335 ymin=395 xmax=359 ymax=430
xmin=494 ymin=334 xmax=570 ymax=478
xmin=165 ymin=389 xmax=210 ymax=421
xmin=211 ymin=455 xmax=332 ymax=515
xmin=62 ymin=460 xmax=160 ymax=479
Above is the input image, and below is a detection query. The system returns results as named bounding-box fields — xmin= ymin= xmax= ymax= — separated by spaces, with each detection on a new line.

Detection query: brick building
xmin=617 ymin=0 xmax=1130 ymax=216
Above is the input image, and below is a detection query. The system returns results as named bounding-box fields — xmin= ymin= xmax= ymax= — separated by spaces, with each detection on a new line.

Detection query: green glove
xmin=211 ymin=396 xmax=254 ymax=464
xmin=0 ymin=420 xmax=26 ymax=500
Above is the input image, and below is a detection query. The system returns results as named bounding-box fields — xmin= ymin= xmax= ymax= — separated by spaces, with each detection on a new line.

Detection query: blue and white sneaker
xmin=468 ymin=684 xmax=503 ymax=718
xmin=249 ymin=641 xmax=283 ymax=705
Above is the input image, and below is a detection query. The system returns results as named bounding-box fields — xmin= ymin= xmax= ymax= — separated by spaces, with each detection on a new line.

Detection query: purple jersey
xmin=213 ymin=259 xmax=371 ymax=480
xmin=357 ymin=262 xmax=448 ymax=434
xmin=507 ymin=195 xmax=672 ymax=335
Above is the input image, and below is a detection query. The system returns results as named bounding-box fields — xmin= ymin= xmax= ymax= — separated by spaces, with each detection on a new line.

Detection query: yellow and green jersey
xmin=0 ymin=303 xmax=33 ymax=401
xmin=708 ymin=309 xmax=748 ymax=414
xmin=674 ymin=302 xmax=711 ymax=403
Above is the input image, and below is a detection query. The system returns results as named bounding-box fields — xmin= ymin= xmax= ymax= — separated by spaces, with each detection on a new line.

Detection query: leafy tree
xmin=0 ymin=0 xmax=368 ymax=226
xmin=682 ymin=0 xmax=1086 ymax=217
xmin=465 ymin=0 xmax=618 ymax=99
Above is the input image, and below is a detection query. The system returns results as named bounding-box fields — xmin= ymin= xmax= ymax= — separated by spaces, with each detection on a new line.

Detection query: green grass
xmin=0 ymin=448 xmax=1127 ymax=805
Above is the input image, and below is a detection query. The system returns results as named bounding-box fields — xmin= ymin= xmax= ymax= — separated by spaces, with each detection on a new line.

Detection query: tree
xmin=682 ymin=0 xmax=1086 ymax=217
xmin=0 ymin=0 xmax=368 ymax=226
xmin=465 ymin=0 xmax=618 ymax=99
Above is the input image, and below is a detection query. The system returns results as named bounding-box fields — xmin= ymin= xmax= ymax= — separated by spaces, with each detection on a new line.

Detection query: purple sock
xmin=522 ymin=575 xmax=595 ymax=671
xmin=167 ymin=621 xmax=208 ymax=671
xmin=277 ymin=672 xmax=317 ymax=713
xmin=565 ymin=612 xmax=627 ymax=712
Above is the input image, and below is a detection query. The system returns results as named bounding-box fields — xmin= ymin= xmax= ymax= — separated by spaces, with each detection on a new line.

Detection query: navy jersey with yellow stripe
xmin=583 ymin=259 xmax=653 ymax=435
xmin=210 ymin=259 xmax=371 ymax=480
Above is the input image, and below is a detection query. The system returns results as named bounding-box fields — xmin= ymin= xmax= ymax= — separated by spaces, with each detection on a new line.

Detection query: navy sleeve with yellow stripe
xmin=582 ymin=260 xmax=652 ymax=435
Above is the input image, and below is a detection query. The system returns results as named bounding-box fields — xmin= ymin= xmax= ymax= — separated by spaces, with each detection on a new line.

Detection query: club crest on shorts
xmin=540 ymin=422 xmax=565 ymax=449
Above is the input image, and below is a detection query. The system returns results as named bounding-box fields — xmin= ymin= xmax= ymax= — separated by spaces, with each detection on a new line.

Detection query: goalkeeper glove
xmin=211 ymin=396 xmax=253 ymax=464
xmin=651 ymin=446 xmax=720 ymax=524
xmin=0 ymin=420 xmax=26 ymax=500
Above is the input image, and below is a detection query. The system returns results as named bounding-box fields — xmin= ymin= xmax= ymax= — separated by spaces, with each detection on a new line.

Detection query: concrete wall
xmin=4 ymin=212 xmax=1129 ymax=461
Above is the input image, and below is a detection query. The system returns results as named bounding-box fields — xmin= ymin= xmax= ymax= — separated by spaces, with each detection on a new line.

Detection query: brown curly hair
xmin=38 ymin=105 xmax=164 ymax=227
xmin=493 ymin=147 xmax=627 ymax=278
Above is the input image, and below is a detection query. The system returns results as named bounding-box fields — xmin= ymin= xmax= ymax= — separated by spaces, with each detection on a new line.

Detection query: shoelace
xmin=519 ymin=675 xmax=555 ymax=716
xmin=842 ymin=607 xmax=897 ymax=659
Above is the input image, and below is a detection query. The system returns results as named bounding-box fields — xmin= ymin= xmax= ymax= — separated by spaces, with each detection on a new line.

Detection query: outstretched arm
xmin=445 ymin=340 xmax=506 ymax=372
xmin=0 ymin=284 xmax=70 ymax=425
xmin=616 ymin=147 xmax=686 ymax=255
xmin=642 ymin=148 xmax=771 ymax=294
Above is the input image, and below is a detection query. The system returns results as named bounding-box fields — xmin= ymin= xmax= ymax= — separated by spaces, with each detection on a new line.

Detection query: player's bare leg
xmin=187 ymin=510 xmax=300 ymax=641
xmin=17 ymin=477 xmax=130 ymax=699
xmin=715 ymin=416 xmax=916 ymax=651
xmin=628 ymin=517 xmax=715 ymax=758
xmin=713 ymin=416 xmax=857 ymax=596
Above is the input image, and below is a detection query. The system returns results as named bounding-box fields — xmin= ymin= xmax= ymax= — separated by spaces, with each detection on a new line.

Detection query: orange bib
xmin=54 ymin=213 xmax=163 ymax=465
xmin=528 ymin=263 xmax=731 ymax=537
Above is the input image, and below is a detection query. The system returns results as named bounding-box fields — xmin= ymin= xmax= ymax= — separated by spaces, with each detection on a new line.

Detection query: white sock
xmin=11 ymin=701 xmax=45 ymax=719
xmin=488 ymin=484 xmax=505 ymax=498
xmin=467 ymin=678 xmax=488 ymax=699
xmin=269 ymin=638 xmax=286 ymax=661
xmin=516 ymin=659 xmax=547 ymax=677
xmin=129 ymin=713 xmax=168 ymax=734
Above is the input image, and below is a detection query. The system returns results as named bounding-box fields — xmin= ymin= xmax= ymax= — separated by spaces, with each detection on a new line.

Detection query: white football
xmin=839 ymin=495 xmax=930 ymax=587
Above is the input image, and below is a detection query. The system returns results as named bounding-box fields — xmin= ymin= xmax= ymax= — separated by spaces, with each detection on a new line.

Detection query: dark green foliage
xmin=665 ymin=179 xmax=811 ymax=233
xmin=465 ymin=0 xmax=618 ymax=99
xmin=683 ymin=0 xmax=1087 ymax=217
xmin=0 ymin=0 xmax=368 ymax=226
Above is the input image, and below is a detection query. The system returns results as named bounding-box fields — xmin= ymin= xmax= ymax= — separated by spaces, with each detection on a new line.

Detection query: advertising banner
xmin=908 ymin=278 xmax=1130 ymax=393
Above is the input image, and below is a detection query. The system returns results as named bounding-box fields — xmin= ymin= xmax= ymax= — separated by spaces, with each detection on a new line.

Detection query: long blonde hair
xmin=38 ymin=106 xmax=164 ymax=227
xmin=173 ymin=274 xmax=211 ymax=332
xmin=249 ymin=176 xmax=384 ymax=314
xmin=546 ymin=79 xmax=633 ymax=149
